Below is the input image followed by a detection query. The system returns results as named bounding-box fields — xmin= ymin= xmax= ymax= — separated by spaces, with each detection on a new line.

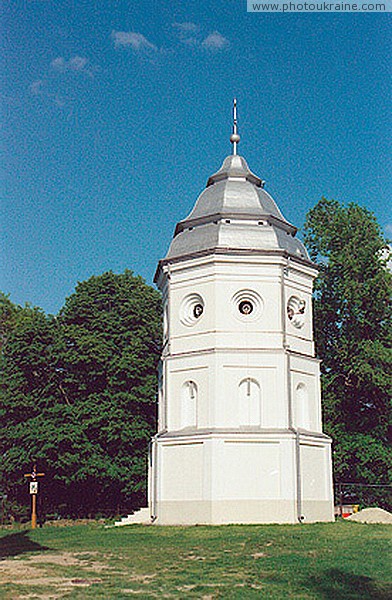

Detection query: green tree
xmin=0 ymin=294 xmax=61 ymax=518
xmin=304 ymin=198 xmax=392 ymax=509
xmin=0 ymin=271 xmax=162 ymax=519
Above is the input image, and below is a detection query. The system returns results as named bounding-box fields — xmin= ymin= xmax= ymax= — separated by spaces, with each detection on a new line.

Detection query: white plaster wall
xmin=220 ymin=441 xmax=280 ymax=499
xmin=284 ymin=268 xmax=315 ymax=356
xmin=290 ymin=355 xmax=322 ymax=432
xmin=151 ymin=252 xmax=334 ymax=524
xmin=279 ymin=437 xmax=297 ymax=500
xmin=160 ymin=442 xmax=204 ymax=500
xmin=167 ymin=257 xmax=317 ymax=358
xmin=161 ymin=253 xmax=324 ymax=434
xmin=168 ymin=258 xmax=284 ymax=354
xmin=168 ymin=364 xmax=209 ymax=430
xmin=152 ymin=433 xmax=334 ymax=524
xmin=157 ymin=361 xmax=164 ymax=431
xmin=217 ymin=362 xmax=283 ymax=428
xmin=301 ymin=444 xmax=329 ymax=500
xmin=165 ymin=351 xmax=289 ymax=430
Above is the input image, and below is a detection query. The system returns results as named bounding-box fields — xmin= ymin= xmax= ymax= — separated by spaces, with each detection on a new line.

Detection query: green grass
xmin=0 ymin=521 xmax=391 ymax=599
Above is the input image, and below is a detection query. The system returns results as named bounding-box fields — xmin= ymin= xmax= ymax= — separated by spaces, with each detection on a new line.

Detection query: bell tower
xmin=149 ymin=101 xmax=334 ymax=524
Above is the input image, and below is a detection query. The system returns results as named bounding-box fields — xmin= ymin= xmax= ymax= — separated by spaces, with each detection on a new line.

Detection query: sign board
xmin=30 ymin=481 xmax=38 ymax=495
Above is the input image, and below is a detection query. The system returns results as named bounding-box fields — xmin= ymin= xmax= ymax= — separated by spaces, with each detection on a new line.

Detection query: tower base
xmin=149 ymin=429 xmax=334 ymax=525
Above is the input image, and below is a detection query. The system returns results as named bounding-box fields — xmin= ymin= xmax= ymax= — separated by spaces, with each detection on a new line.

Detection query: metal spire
xmin=230 ymin=98 xmax=240 ymax=155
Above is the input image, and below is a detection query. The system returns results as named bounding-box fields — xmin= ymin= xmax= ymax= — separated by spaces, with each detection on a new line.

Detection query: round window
xmin=232 ymin=290 xmax=263 ymax=321
xmin=193 ymin=304 xmax=204 ymax=318
xmin=287 ymin=296 xmax=306 ymax=329
xmin=180 ymin=294 xmax=205 ymax=326
xmin=239 ymin=300 xmax=253 ymax=315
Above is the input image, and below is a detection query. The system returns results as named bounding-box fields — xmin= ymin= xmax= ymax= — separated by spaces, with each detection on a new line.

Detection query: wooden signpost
xmin=24 ymin=464 xmax=45 ymax=529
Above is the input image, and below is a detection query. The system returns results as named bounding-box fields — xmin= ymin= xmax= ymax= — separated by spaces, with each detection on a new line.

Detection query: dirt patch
xmin=346 ymin=507 xmax=392 ymax=524
xmin=13 ymin=578 xmax=103 ymax=599
xmin=0 ymin=563 xmax=59 ymax=585
xmin=183 ymin=553 xmax=206 ymax=561
xmin=25 ymin=551 xmax=98 ymax=566
xmin=121 ymin=590 xmax=163 ymax=598
xmin=0 ymin=551 xmax=109 ymax=585
xmin=177 ymin=584 xmax=198 ymax=591
xmin=2 ymin=573 xmax=72 ymax=586
xmin=236 ymin=583 xmax=264 ymax=590
xmin=177 ymin=583 xmax=225 ymax=592
xmin=43 ymin=519 xmax=106 ymax=527
xmin=121 ymin=591 xmax=153 ymax=596
xmin=128 ymin=574 xmax=156 ymax=583
xmin=15 ymin=593 xmax=66 ymax=600
xmin=0 ymin=550 xmax=156 ymax=600
xmin=68 ymin=578 xmax=102 ymax=586
xmin=252 ymin=552 xmax=267 ymax=559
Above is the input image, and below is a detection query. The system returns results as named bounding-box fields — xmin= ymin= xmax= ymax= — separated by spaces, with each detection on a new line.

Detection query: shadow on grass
xmin=307 ymin=569 xmax=391 ymax=600
xmin=0 ymin=531 xmax=50 ymax=559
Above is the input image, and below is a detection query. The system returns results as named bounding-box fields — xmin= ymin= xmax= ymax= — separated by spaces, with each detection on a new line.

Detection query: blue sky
xmin=2 ymin=1 xmax=391 ymax=313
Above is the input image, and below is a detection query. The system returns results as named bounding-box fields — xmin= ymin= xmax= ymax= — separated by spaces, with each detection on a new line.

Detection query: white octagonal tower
xmin=149 ymin=104 xmax=334 ymax=524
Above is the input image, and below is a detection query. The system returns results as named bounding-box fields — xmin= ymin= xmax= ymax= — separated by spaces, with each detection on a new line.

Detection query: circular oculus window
xmin=232 ymin=289 xmax=263 ymax=321
xmin=239 ymin=300 xmax=253 ymax=315
xmin=287 ymin=295 xmax=306 ymax=329
xmin=193 ymin=303 xmax=204 ymax=318
xmin=180 ymin=293 xmax=205 ymax=326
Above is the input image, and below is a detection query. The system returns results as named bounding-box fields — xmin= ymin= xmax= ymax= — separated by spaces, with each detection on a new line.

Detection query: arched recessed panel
xmin=239 ymin=378 xmax=261 ymax=426
xmin=157 ymin=361 xmax=164 ymax=430
xmin=163 ymin=303 xmax=169 ymax=340
xmin=295 ymin=383 xmax=310 ymax=429
xmin=180 ymin=381 xmax=198 ymax=429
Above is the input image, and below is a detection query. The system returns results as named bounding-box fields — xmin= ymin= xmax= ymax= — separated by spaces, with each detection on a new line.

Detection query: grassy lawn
xmin=0 ymin=521 xmax=391 ymax=599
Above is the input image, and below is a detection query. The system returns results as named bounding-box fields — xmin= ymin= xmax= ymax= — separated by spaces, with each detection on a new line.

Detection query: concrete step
xmin=114 ymin=507 xmax=151 ymax=526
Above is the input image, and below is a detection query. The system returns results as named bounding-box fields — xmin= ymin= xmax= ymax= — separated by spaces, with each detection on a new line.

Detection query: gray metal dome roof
xmin=163 ymin=154 xmax=310 ymax=263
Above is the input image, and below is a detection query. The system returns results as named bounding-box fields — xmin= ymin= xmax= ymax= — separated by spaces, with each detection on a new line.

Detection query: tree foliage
xmin=304 ymin=198 xmax=392 ymax=508
xmin=0 ymin=271 xmax=161 ymax=518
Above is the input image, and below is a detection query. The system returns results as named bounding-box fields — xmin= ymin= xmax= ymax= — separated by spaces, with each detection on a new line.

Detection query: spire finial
xmin=230 ymin=98 xmax=240 ymax=155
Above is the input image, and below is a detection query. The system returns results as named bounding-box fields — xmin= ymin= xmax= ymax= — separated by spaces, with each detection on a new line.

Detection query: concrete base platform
xmin=153 ymin=499 xmax=334 ymax=525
